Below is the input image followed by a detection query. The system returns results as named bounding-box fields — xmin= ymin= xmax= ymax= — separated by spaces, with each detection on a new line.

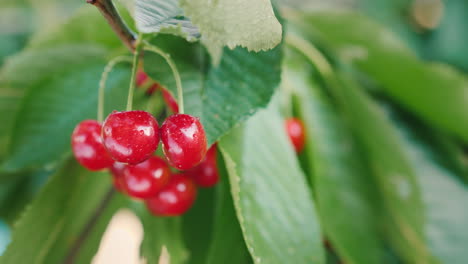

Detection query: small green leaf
xmin=137 ymin=207 xmax=189 ymax=264
xmin=283 ymin=50 xmax=386 ymax=264
xmin=144 ymin=35 xmax=283 ymax=145
xmin=132 ymin=0 xmax=199 ymax=41
xmin=180 ymin=0 xmax=282 ymax=62
xmin=219 ymin=102 xmax=325 ymax=264
xmin=2 ymin=60 xmax=130 ymax=172
xmin=0 ymin=160 xmax=121 ymax=263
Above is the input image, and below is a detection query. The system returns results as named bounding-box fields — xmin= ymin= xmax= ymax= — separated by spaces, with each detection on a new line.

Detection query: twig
xmin=86 ymin=0 xmax=136 ymax=51
xmin=63 ymin=187 xmax=116 ymax=264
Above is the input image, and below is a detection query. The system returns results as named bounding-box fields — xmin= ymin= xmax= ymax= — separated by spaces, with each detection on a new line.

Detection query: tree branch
xmin=86 ymin=0 xmax=136 ymax=51
xmin=63 ymin=187 xmax=116 ymax=264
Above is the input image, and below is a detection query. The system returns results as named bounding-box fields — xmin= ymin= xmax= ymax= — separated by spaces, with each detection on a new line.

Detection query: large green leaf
xmin=132 ymin=0 xmax=199 ymax=41
xmin=283 ymin=50 xmax=386 ymax=264
xmin=180 ymin=0 xmax=282 ymax=62
xmin=219 ymin=102 xmax=324 ymax=264
xmin=332 ymin=74 xmax=432 ymax=263
xmin=1 ymin=60 xmax=130 ymax=173
xmin=204 ymin=155 xmax=251 ymax=264
xmin=288 ymin=11 xmax=468 ymax=143
xmin=144 ymin=35 xmax=283 ymax=145
xmin=388 ymin=107 xmax=468 ymax=264
xmin=0 ymin=45 xmax=107 ymax=159
xmin=0 ymin=160 xmax=123 ymax=263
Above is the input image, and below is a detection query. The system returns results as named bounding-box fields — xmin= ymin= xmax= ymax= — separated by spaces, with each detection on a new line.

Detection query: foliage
xmin=0 ymin=0 xmax=467 ymax=263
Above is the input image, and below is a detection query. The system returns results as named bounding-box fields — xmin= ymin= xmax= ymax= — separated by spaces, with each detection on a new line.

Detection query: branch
xmin=63 ymin=187 xmax=116 ymax=264
xmin=86 ymin=0 xmax=136 ymax=51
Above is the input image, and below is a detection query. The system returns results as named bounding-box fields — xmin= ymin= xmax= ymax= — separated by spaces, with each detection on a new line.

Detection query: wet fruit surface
xmin=145 ymin=174 xmax=197 ymax=216
xmin=102 ymin=110 xmax=159 ymax=164
xmin=185 ymin=144 xmax=219 ymax=187
xmin=285 ymin=118 xmax=306 ymax=153
xmin=160 ymin=114 xmax=207 ymax=170
xmin=71 ymin=120 xmax=114 ymax=171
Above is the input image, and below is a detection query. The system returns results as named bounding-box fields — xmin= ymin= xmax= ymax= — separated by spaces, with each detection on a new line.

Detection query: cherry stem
xmin=98 ymin=56 xmax=132 ymax=122
xmin=126 ymin=39 xmax=143 ymax=111
xmin=143 ymin=43 xmax=184 ymax=114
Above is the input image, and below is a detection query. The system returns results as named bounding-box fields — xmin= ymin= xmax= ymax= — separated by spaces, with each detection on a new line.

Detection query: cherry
xmin=145 ymin=174 xmax=197 ymax=216
xmin=146 ymin=83 xmax=159 ymax=96
xmin=102 ymin=110 xmax=159 ymax=164
xmin=160 ymin=114 xmax=207 ymax=170
xmin=110 ymin=162 xmax=127 ymax=193
xmin=121 ymin=156 xmax=171 ymax=199
xmin=136 ymin=70 xmax=149 ymax=87
xmin=71 ymin=120 xmax=114 ymax=171
xmin=185 ymin=144 xmax=219 ymax=187
xmin=161 ymin=89 xmax=179 ymax=113
xmin=285 ymin=118 xmax=306 ymax=153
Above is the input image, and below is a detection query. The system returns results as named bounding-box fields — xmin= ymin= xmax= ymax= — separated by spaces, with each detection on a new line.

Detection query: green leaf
xmin=137 ymin=206 xmax=189 ymax=264
xmin=204 ymin=154 xmax=251 ymax=264
xmin=132 ymin=0 xmax=199 ymax=41
xmin=2 ymin=60 xmax=130 ymax=172
xmin=180 ymin=0 xmax=282 ymax=62
xmin=27 ymin=7 xmax=125 ymax=51
xmin=288 ymin=11 xmax=468 ymax=143
xmin=333 ymin=73 xmax=432 ymax=263
xmin=283 ymin=50 xmax=386 ymax=264
xmin=0 ymin=45 xmax=107 ymax=159
xmin=0 ymin=159 xmax=122 ymax=263
xmin=219 ymin=102 xmax=325 ymax=264
xmin=182 ymin=188 xmax=215 ymax=264
xmin=388 ymin=107 xmax=468 ymax=264
xmin=144 ymin=35 xmax=283 ymax=145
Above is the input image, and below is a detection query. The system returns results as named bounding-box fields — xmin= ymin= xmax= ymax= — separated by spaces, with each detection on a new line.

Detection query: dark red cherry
xmin=136 ymin=70 xmax=149 ymax=87
xmin=121 ymin=156 xmax=171 ymax=199
xmin=146 ymin=83 xmax=160 ymax=96
xmin=110 ymin=162 xmax=127 ymax=193
xmin=185 ymin=144 xmax=219 ymax=187
xmin=102 ymin=110 xmax=159 ymax=164
xmin=71 ymin=120 xmax=113 ymax=171
xmin=145 ymin=174 xmax=197 ymax=216
xmin=161 ymin=89 xmax=179 ymax=113
xmin=285 ymin=118 xmax=306 ymax=153
xmin=160 ymin=114 xmax=207 ymax=170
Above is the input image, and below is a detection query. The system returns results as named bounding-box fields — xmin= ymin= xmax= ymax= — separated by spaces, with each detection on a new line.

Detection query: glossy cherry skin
xmin=185 ymin=144 xmax=219 ymax=187
xmin=71 ymin=120 xmax=114 ymax=171
xmin=160 ymin=114 xmax=207 ymax=170
xmin=121 ymin=156 xmax=171 ymax=199
xmin=136 ymin=70 xmax=149 ymax=87
xmin=102 ymin=110 xmax=159 ymax=164
xmin=161 ymin=89 xmax=179 ymax=113
xmin=145 ymin=174 xmax=197 ymax=216
xmin=285 ymin=118 xmax=306 ymax=153
xmin=110 ymin=162 xmax=127 ymax=193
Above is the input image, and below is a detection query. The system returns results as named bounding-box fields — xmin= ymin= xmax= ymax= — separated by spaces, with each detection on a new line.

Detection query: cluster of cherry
xmin=71 ymin=71 xmax=307 ymax=217
xmin=70 ymin=72 xmax=219 ymax=217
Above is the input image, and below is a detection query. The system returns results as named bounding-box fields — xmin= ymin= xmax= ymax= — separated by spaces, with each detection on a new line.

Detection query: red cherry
xmin=102 ymin=110 xmax=159 ymax=164
xmin=110 ymin=162 xmax=127 ymax=193
xmin=136 ymin=70 xmax=149 ymax=87
xmin=146 ymin=83 xmax=160 ymax=96
xmin=71 ymin=120 xmax=113 ymax=171
xmin=145 ymin=174 xmax=197 ymax=216
xmin=121 ymin=156 xmax=171 ymax=199
xmin=160 ymin=114 xmax=207 ymax=170
xmin=161 ymin=89 xmax=179 ymax=113
xmin=285 ymin=118 xmax=306 ymax=153
xmin=185 ymin=144 xmax=219 ymax=187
